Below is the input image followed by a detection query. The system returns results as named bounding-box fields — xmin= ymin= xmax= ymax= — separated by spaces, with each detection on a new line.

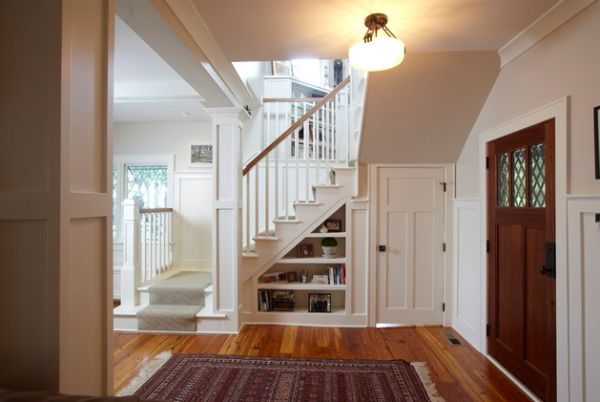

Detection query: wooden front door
xmin=487 ymin=120 xmax=556 ymax=401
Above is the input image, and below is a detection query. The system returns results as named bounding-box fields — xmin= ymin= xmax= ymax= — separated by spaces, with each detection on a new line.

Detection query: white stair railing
xmin=120 ymin=199 xmax=174 ymax=308
xmin=242 ymin=77 xmax=351 ymax=254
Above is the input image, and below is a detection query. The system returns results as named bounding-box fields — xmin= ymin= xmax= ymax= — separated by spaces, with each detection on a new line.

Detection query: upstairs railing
xmin=242 ymin=77 xmax=351 ymax=253
xmin=120 ymin=199 xmax=174 ymax=308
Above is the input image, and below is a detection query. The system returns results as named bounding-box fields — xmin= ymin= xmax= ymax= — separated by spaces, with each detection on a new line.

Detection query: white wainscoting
xmin=567 ymin=195 xmax=600 ymax=402
xmin=452 ymin=198 xmax=483 ymax=351
xmin=174 ymin=170 xmax=213 ymax=269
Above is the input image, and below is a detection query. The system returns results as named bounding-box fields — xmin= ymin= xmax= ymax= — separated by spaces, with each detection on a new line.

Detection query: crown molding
xmin=498 ymin=0 xmax=595 ymax=68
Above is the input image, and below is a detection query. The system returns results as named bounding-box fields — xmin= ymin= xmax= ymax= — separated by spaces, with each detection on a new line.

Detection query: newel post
xmin=120 ymin=199 xmax=141 ymax=307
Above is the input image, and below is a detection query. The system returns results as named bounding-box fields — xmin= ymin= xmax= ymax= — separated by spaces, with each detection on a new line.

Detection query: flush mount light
xmin=349 ymin=13 xmax=406 ymax=72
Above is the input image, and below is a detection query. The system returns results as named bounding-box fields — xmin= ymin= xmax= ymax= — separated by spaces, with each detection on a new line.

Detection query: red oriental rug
xmin=126 ymin=354 xmax=443 ymax=401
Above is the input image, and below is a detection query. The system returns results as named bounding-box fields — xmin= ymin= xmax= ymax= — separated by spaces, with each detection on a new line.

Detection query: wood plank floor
xmin=114 ymin=325 xmax=530 ymax=401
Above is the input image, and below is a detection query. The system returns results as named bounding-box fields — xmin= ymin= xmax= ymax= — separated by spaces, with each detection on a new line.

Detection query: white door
xmin=376 ymin=167 xmax=446 ymax=324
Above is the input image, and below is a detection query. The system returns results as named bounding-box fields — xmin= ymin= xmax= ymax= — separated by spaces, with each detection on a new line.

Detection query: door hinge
xmin=442 ymin=242 xmax=447 ymax=252
xmin=486 ymin=157 xmax=490 ymax=169
xmin=442 ymin=302 xmax=446 ymax=312
xmin=486 ymin=324 xmax=490 ymax=337
xmin=486 ymin=240 xmax=490 ymax=253
xmin=440 ymin=182 xmax=447 ymax=192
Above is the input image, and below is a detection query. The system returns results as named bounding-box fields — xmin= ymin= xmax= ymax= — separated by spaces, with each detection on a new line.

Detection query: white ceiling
xmin=113 ymin=16 xmax=210 ymax=122
xmin=192 ymin=0 xmax=560 ymax=61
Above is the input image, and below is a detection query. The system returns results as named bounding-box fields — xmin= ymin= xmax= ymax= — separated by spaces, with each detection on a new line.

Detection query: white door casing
xmin=375 ymin=166 xmax=446 ymax=325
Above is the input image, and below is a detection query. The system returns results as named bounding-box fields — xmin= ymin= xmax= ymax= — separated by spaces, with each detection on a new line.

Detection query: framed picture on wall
xmin=189 ymin=144 xmax=213 ymax=167
xmin=595 ymin=106 xmax=600 ymax=179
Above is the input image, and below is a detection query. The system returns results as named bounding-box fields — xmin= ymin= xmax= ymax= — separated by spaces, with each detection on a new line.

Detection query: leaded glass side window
xmin=497 ymin=153 xmax=510 ymax=207
xmin=126 ymin=165 xmax=168 ymax=209
xmin=512 ymin=148 xmax=526 ymax=207
xmin=530 ymin=143 xmax=546 ymax=208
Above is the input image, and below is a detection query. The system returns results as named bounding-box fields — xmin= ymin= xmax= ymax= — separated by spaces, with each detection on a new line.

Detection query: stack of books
xmin=258 ymin=290 xmax=296 ymax=312
xmin=271 ymin=290 xmax=295 ymax=311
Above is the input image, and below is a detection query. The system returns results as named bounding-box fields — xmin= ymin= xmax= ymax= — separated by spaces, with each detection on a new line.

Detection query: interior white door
xmin=376 ymin=167 xmax=445 ymax=324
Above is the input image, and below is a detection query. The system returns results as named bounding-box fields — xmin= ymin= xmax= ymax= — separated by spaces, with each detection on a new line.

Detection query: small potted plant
xmin=321 ymin=237 xmax=338 ymax=258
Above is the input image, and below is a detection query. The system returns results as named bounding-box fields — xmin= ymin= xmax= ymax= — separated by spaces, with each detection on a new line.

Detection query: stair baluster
xmin=242 ymin=76 xmax=351 ymax=255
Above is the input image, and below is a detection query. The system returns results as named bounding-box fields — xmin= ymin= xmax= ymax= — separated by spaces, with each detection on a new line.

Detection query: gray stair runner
xmin=137 ymin=271 xmax=212 ymax=332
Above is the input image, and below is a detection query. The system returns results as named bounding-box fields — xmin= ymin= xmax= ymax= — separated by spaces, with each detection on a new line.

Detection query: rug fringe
xmin=411 ymin=362 xmax=445 ymax=402
xmin=117 ymin=351 xmax=172 ymax=396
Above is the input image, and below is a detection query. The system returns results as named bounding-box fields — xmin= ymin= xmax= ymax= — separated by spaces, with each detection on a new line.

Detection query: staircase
xmin=114 ymin=70 xmax=367 ymax=333
xmin=240 ymin=76 xmax=357 ymax=283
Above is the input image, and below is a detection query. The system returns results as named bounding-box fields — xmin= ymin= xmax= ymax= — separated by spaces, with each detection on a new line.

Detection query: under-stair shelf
xmin=305 ymin=232 xmax=347 ymax=238
xmin=275 ymin=257 xmax=346 ymax=264
xmin=257 ymin=283 xmax=346 ymax=291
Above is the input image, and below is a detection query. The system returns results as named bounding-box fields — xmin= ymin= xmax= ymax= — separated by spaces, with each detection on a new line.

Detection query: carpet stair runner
xmin=137 ymin=271 xmax=212 ymax=332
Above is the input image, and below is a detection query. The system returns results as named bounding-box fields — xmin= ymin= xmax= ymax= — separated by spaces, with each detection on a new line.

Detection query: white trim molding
xmin=498 ymin=0 xmax=595 ymax=68
xmin=452 ymin=198 xmax=482 ymax=351
xmin=567 ymin=195 xmax=600 ymax=402
xmin=478 ymin=97 xmax=568 ymax=401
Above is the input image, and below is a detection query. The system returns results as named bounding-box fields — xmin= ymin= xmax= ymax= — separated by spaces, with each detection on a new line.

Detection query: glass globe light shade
xmin=349 ymin=36 xmax=406 ymax=72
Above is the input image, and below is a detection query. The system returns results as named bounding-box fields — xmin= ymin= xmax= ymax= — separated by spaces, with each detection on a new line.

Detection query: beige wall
xmin=456 ymin=1 xmax=600 ymax=197
xmin=114 ymin=121 xmax=213 ymax=268
xmin=114 ymin=121 xmax=211 ymax=171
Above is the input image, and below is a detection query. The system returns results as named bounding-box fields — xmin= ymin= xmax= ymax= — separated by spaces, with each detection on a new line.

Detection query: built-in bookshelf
xmin=255 ymin=205 xmax=348 ymax=315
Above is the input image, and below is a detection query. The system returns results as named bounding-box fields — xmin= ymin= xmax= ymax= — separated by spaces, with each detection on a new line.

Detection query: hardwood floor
xmin=114 ymin=325 xmax=530 ymax=401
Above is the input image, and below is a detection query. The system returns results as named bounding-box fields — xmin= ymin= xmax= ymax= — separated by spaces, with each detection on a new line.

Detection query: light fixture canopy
xmin=349 ymin=13 xmax=405 ymax=72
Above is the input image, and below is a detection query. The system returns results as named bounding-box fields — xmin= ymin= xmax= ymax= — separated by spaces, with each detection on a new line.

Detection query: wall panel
xmin=452 ymin=199 xmax=482 ymax=351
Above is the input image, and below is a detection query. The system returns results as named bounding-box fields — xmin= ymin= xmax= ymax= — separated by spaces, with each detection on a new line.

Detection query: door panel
xmin=377 ymin=167 xmax=445 ymax=325
xmin=386 ymin=211 xmax=409 ymax=310
xmin=487 ymin=120 xmax=556 ymax=402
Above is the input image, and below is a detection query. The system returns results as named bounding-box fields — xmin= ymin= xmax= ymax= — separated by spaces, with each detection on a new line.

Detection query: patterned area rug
xmin=127 ymin=354 xmax=443 ymax=401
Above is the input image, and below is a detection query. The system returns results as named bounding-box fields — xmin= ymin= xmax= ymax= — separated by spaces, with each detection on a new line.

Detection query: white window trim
xmin=113 ymin=154 xmax=175 ymax=243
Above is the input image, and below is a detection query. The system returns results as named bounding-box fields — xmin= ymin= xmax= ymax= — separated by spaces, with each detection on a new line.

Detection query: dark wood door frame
xmin=486 ymin=120 xmax=556 ymax=402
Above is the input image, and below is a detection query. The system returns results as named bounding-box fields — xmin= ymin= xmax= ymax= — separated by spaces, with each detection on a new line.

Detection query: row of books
xmin=328 ymin=265 xmax=346 ymax=285
xmin=258 ymin=290 xmax=296 ymax=312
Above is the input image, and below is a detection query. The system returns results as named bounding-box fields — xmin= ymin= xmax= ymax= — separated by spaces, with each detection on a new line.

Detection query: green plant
xmin=321 ymin=237 xmax=338 ymax=247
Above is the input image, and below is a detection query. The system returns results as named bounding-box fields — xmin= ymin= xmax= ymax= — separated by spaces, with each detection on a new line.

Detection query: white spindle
xmin=254 ymin=167 xmax=259 ymax=239
xmin=274 ymin=103 xmax=279 ymax=220
xmin=245 ymin=173 xmax=250 ymax=252
xmin=316 ymin=107 xmax=321 ymax=184
xmin=264 ymin=156 xmax=269 ymax=234
xmin=284 ymin=109 xmax=290 ymax=219
xmin=303 ymin=102 xmax=309 ymax=203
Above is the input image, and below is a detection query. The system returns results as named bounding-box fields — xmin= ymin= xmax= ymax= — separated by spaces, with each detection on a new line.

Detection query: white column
xmin=208 ymin=107 xmax=249 ymax=332
xmin=120 ymin=200 xmax=141 ymax=308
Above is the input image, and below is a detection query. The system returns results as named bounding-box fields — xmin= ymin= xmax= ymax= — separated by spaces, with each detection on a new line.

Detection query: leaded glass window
xmin=512 ymin=149 xmax=526 ymax=207
xmin=530 ymin=143 xmax=546 ymax=208
xmin=497 ymin=153 xmax=510 ymax=207
xmin=126 ymin=165 xmax=168 ymax=209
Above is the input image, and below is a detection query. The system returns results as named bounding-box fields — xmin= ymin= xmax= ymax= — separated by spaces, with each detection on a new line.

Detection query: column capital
xmin=206 ymin=107 xmax=251 ymax=124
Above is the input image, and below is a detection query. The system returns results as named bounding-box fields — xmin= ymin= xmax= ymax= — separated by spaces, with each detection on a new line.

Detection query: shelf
xmin=305 ymin=232 xmax=346 ymax=238
xmin=256 ymin=307 xmax=346 ymax=315
xmin=257 ymin=282 xmax=346 ymax=290
xmin=275 ymin=257 xmax=346 ymax=264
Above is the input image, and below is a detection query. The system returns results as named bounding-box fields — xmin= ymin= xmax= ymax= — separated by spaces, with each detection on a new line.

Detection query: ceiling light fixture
xmin=349 ymin=13 xmax=406 ymax=72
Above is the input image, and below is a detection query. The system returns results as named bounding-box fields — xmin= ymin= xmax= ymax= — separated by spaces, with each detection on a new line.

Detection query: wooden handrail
xmin=139 ymin=207 xmax=174 ymax=213
xmin=243 ymin=76 xmax=350 ymax=176
xmin=263 ymin=97 xmax=324 ymax=103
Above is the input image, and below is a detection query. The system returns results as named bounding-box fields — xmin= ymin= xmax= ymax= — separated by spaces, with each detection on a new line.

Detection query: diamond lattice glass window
xmin=512 ymin=149 xmax=526 ymax=207
xmin=497 ymin=153 xmax=510 ymax=207
xmin=530 ymin=143 xmax=546 ymax=208
xmin=126 ymin=165 xmax=168 ymax=209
